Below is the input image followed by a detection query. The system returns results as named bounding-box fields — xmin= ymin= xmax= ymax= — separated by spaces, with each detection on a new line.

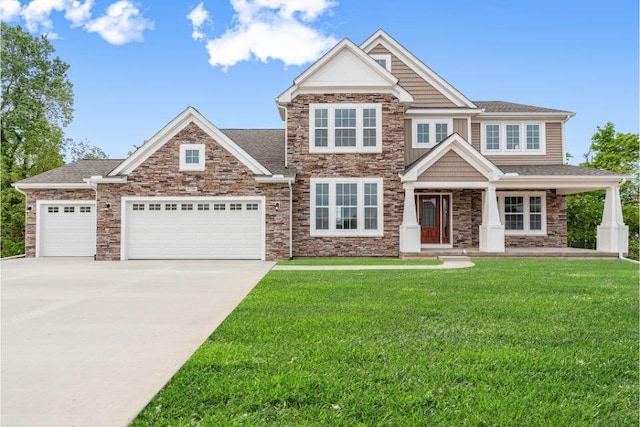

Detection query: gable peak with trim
xmin=109 ymin=107 xmax=271 ymax=177
xmin=277 ymin=37 xmax=413 ymax=105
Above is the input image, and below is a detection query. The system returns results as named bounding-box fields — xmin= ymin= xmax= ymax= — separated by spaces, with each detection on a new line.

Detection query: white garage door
xmin=125 ymin=199 xmax=263 ymax=260
xmin=39 ymin=202 xmax=97 ymax=257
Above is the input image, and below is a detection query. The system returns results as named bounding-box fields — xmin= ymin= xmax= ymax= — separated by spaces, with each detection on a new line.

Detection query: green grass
xmin=277 ymin=257 xmax=441 ymax=266
xmin=132 ymin=259 xmax=639 ymax=426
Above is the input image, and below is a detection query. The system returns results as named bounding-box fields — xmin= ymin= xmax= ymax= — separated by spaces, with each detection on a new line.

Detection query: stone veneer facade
xmin=24 ymin=188 xmax=96 ymax=257
xmin=94 ymin=122 xmax=290 ymax=261
xmin=286 ymin=93 xmax=405 ymax=257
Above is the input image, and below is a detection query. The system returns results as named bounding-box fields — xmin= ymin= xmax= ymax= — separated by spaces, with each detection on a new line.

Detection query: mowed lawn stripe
xmin=132 ymin=259 xmax=638 ymax=426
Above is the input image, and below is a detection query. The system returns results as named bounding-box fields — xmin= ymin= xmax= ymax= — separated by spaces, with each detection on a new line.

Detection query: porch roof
xmin=499 ymin=164 xmax=627 ymax=177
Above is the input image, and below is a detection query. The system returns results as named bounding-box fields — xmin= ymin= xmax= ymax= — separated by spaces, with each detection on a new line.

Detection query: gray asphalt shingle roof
xmin=219 ymin=129 xmax=293 ymax=176
xmin=15 ymin=159 xmax=124 ymax=185
xmin=499 ymin=164 xmax=626 ymax=177
xmin=473 ymin=101 xmax=573 ymax=114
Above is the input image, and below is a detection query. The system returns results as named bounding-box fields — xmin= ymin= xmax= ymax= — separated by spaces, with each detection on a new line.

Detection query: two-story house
xmin=13 ymin=30 xmax=629 ymax=260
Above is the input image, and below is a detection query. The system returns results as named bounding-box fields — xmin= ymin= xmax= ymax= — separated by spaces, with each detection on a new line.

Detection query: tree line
xmin=1 ymin=23 xmax=638 ymax=258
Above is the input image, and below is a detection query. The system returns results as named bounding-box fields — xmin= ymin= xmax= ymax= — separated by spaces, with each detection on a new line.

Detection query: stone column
xmin=399 ymin=184 xmax=421 ymax=253
xmin=597 ymin=185 xmax=629 ymax=253
xmin=479 ymin=186 xmax=505 ymax=252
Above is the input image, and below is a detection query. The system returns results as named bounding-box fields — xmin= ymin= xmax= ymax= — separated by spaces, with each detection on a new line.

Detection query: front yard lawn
xmin=277 ymin=257 xmax=441 ymax=266
xmin=132 ymin=259 xmax=639 ymax=426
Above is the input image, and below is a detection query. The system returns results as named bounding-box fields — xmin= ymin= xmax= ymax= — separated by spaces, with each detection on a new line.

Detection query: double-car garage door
xmin=37 ymin=198 xmax=264 ymax=259
xmin=124 ymin=199 xmax=263 ymax=260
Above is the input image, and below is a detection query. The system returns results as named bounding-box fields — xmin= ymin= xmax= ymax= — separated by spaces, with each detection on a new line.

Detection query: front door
xmin=417 ymin=194 xmax=451 ymax=245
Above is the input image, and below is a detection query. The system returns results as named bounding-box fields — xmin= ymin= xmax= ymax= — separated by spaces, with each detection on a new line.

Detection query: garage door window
xmin=48 ymin=207 xmax=59 ymax=213
xmin=80 ymin=206 xmax=92 ymax=213
xmin=246 ymin=203 xmax=259 ymax=211
xmin=181 ymin=204 xmax=193 ymax=211
xmin=214 ymin=203 xmax=225 ymax=211
xmin=132 ymin=204 xmax=144 ymax=211
xmin=230 ymin=203 xmax=242 ymax=210
xmin=197 ymin=203 xmax=210 ymax=211
xmin=165 ymin=203 xmax=177 ymax=211
xmin=64 ymin=206 xmax=75 ymax=213
xmin=149 ymin=204 xmax=161 ymax=211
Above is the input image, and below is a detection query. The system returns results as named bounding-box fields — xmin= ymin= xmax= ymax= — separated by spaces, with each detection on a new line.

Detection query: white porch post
xmin=479 ymin=185 xmax=505 ymax=252
xmin=399 ymin=183 xmax=421 ymax=253
xmin=597 ymin=185 xmax=629 ymax=253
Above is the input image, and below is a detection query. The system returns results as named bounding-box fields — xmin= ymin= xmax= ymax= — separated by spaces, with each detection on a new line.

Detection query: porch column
xmin=597 ymin=185 xmax=629 ymax=253
xmin=399 ymin=183 xmax=421 ymax=253
xmin=479 ymin=185 xmax=505 ymax=252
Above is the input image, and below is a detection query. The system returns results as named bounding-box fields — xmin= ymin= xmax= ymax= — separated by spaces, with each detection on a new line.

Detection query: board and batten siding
xmin=417 ymin=150 xmax=487 ymax=182
xmin=370 ymin=44 xmax=456 ymax=107
xmin=404 ymin=118 xmax=469 ymax=166
xmin=470 ymin=122 xmax=564 ymax=165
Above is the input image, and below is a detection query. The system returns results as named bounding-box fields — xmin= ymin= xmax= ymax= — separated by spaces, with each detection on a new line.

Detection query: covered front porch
xmin=400 ymin=247 xmax=620 ymax=259
xmin=398 ymin=134 xmax=631 ymax=256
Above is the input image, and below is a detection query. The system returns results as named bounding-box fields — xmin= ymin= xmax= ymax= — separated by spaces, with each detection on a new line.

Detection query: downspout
xmin=12 ymin=185 xmax=26 ymax=197
xmin=288 ymin=180 xmax=293 ymax=260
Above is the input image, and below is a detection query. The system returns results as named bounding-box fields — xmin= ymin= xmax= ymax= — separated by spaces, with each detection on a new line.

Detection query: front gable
xmin=360 ymin=30 xmax=476 ymax=109
xmin=109 ymin=107 xmax=270 ymax=177
xmin=276 ymin=38 xmax=413 ymax=105
xmin=402 ymin=133 xmax=503 ymax=182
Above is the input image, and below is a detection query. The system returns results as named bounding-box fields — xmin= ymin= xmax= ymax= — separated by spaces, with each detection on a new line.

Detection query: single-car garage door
xmin=125 ymin=199 xmax=263 ymax=260
xmin=39 ymin=202 xmax=97 ymax=257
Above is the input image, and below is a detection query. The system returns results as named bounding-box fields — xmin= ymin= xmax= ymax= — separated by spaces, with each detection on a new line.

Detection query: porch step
xmin=438 ymin=256 xmax=471 ymax=263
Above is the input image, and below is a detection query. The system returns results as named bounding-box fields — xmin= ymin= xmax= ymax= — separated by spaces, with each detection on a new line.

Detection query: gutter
xmin=11 ymin=184 xmax=26 ymax=197
xmin=288 ymin=180 xmax=293 ymax=260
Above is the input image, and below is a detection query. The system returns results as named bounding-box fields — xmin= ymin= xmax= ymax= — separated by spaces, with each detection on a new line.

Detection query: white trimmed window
xmin=310 ymin=178 xmax=383 ymax=236
xmin=309 ymin=104 xmax=382 ymax=153
xmin=412 ymin=119 xmax=453 ymax=148
xmin=497 ymin=192 xmax=546 ymax=235
xmin=481 ymin=123 xmax=545 ymax=154
xmin=179 ymin=143 xmax=205 ymax=171
xmin=370 ymin=54 xmax=392 ymax=71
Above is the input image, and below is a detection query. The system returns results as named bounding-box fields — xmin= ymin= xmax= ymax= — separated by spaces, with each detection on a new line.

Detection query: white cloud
xmin=21 ymin=0 xmax=65 ymax=34
xmin=84 ymin=1 xmax=154 ymax=45
xmin=186 ymin=2 xmax=210 ymax=41
xmin=65 ymin=0 xmax=93 ymax=27
xmin=194 ymin=0 xmax=338 ymax=71
xmin=0 ymin=0 xmax=22 ymax=22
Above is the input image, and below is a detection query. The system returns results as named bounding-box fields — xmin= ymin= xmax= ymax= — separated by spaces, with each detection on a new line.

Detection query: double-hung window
xmin=481 ymin=123 xmax=545 ymax=154
xmin=309 ymin=104 xmax=382 ymax=153
xmin=497 ymin=192 xmax=546 ymax=234
xmin=412 ymin=119 xmax=453 ymax=148
xmin=179 ymin=143 xmax=206 ymax=171
xmin=311 ymin=178 xmax=383 ymax=236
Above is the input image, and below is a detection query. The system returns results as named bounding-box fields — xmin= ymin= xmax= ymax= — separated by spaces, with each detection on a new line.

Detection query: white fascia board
xmin=83 ymin=176 xmax=128 ymax=184
xmin=495 ymin=176 xmax=629 ymax=191
xmin=405 ymin=108 xmax=484 ymax=116
xmin=475 ymin=112 xmax=575 ymax=121
xmin=255 ymin=175 xmax=296 ymax=184
xmin=109 ymin=107 xmax=271 ymax=177
xmin=360 ymin=30 xmax=476 ymax=109
xmin=12 ymin=182 xmax=91 ymax=190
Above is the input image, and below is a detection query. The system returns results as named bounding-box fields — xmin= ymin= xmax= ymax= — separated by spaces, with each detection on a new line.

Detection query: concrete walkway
xmin=272 ymin=256 xmax=474 ymax=270
xmin=1 ymin=258 xmax=274 ymax=427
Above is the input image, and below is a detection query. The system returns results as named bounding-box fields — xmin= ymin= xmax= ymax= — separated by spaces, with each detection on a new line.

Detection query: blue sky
xmin=2 ymin=0 xmax=638 ymax=163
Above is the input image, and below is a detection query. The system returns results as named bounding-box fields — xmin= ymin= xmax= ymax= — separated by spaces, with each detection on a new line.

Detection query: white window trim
xmin=179 ymin=143 xmax=206 ymax=171
xmin=370 ymin=54 xmax=392 ymax=72
xmin=310 ymin=177 xmax=384 ymax=237
xmin=480 ymin=122 xmax=546 ymax=155
xmin=412 ymin=118 xmax=453 ymax=148
xmin=497 ymin=191 xmax=547 ymax=235
xmin=309 ymin=104 xmax=382 ymax=153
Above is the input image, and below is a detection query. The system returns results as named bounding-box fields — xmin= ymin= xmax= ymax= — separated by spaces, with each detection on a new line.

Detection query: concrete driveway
xmin=1 ymin=258 xmax=274 ymax=427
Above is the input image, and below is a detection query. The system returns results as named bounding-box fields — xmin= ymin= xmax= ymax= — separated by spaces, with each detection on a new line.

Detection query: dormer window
xmin=370 ymin=54 xmax=392 ymax=72
xmin=309 ymin=104 xmax=382 ymax=153
xmin=179 ymin=144 xmax=205 ymax=171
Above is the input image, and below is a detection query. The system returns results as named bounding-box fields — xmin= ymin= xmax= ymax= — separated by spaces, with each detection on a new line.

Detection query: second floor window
xmin=413 ymin=119 xmax=452 ymax=148
xmin=309 ymin=104 xmax=382 ymax=153
xmin=481 ymin=123 xmax=545 ymax=154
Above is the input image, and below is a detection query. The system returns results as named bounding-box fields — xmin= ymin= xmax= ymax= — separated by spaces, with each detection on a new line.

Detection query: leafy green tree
xmin=567 ymin=123 xmax=639 ymax=259
xmin=66 ymin=138 xmax=109 ymax=161
xmin=1 ymin=23 xmax=74 ymax=257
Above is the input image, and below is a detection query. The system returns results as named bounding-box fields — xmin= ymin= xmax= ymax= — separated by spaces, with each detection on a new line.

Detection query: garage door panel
xmin=126 ymin=199 xmax=262 ymax=260
xmin=40 ymin=203 xmax=96 ymax=257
